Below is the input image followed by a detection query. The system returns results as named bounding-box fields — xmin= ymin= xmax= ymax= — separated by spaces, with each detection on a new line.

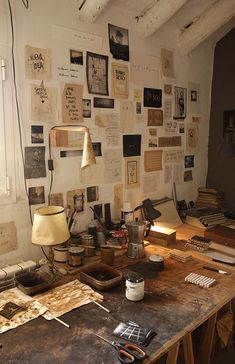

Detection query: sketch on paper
xmin=31 ymin=83 xmax=57 ymax=122
xmin=125 ymin=158 xmax=140 ymax=189
xmin=25 ymin=45 xmax=50 ymax=80
xmin=70 ymin=49 xmax=83 ymax=65
xmin=161 ymin=48 xmax=175 ymax=78
xmin=24 ymin=146 xmax=46 ymax=179
xmin=174 ymin=86 xmax=187 ymax=119
xmin=108 ymin=23 xmax=129 ymax=61
xmin=86 ymin=52 xmax=109 ymax=95
xmin=28 ymin=186 xmax=45 ymax=205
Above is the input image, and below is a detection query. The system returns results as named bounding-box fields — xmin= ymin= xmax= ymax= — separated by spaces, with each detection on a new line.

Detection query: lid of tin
xmin=54 ymin=245 xmax=68 ymax=252
xmin=81 ymin=234 xmax=94 ymax=240
xmin=69 ymin=247 xmax=85 ymax=254
xmin=149 ymin=254 xmax=164 ymax=263
xmin=126 ymin=272 xmax=144 ymax=283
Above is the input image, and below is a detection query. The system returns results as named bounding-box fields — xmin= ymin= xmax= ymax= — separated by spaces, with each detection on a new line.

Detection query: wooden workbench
xmin=0 ymin=225 xmax=235 ymax=364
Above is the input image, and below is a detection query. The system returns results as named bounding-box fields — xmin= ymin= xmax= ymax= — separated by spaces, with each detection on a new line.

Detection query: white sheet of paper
xmin=130 ymin=51 xmax=159 ymax=87
xmin=143 ymin=173 xmax=160 ymax=196
xmin=103 ymin=149 xmax=122 ymax=183
xmin=80 ymin=158 xmax=104 ymax=185
xmin=31 ymin=84 xmax=57 ymax=122
xmin=105 ymin=114 xmax=120 ymax=147
xmin=120 ymin=101 xmax=134 ymax=133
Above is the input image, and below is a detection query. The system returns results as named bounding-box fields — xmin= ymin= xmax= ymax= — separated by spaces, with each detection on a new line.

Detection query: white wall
xmin=0 ymin=0 xmax=215 ymax=266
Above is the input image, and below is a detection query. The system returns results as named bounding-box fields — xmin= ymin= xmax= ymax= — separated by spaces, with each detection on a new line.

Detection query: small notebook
xmin=0 ymin=301 xmax=26 ymax=320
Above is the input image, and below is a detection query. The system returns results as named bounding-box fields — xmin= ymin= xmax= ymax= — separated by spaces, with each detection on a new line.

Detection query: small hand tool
xmin=96 ymin=334 xmax=146 ymax=363
xmin=203 ymin=265 xmax=228 ymax=275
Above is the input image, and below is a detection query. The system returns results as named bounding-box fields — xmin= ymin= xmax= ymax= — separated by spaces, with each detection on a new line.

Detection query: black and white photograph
xmin=184 ymin=170 xmax=193 ymax=182
xmin=174 ymin=86 xmax=187 ymax=119
xmin=70 ymin=49 xmax=83 ymax=65
xmin=28 ymin=186 xmax=45 ymax=205
xmin=123 ymin=134 xmax=141 ymax=157
xmin=93 ymin=97 xmax=114 ymax=109
xmin=24 ymin=146 xmax=46 ymax=179
xmin=179 ymin=123 xmax=185 ymax=133
xmin=82 ymin=99 xmax=91 ymax=118
xmin=185 ymin=155 xmax=194 ymax=168
xmin=86 ymin=52 xmax=109 ymax=95
xmin=144 ymin=88 xmax=162 ymax=108
xmin=108 ymin=23 xmax=129 ymax=61
xmin=87 ymin=186 xmax=99 ymax=203
xmin=31 ymin=125 xmax=44 ymax=144
xmin=92 ymin=142 xmax=102 ymax=156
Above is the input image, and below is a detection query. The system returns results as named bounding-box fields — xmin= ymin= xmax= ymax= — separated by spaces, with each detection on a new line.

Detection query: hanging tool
xmin=95 ymin=334 xmax=146 ymax=363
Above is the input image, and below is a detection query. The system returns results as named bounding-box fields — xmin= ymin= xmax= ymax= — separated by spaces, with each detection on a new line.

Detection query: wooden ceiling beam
xmin=135 ymin=0 xmax=189 ymax=38
xmin=74 ymin=0 xmax=111 ymax=23
xmin=178 ymin=0 xmax=235 ymax=55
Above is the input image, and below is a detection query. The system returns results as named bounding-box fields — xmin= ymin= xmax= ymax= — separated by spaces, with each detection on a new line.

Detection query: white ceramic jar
xmin=125 ymin=273 xmax=145 ymax=302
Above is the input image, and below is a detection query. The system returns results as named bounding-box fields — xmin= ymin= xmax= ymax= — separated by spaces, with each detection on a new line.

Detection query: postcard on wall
xmin=108 ymin=23 xmax=129 ymax=61
xmin=161 ymin=48 xmax=175 ymax=79
xmin=174 ymin=86 xmax=187 ymax=119
xmin=185 ymin=155 xmax=194 ymax=168
xmin=186 ymin=124 xmax=199 ymax=154
xmin=86 ymin=52 xmax=109 ymax=95
xmin=148 ymin=109 xmax=163 ymax=126
xmin=93 ymin=97 xmax=114 ymax=108
xmin=188 ymin=82 xmax=200 ymax=114
xmin=31 ymin=125 xmax=44 ymax=144
xmin=130 ymin=51 xmax=159 ymax=87
xmin=144 ymin=88 xmax=162 ymax=108
xmin=179 ymin=123 xmax=185 ymax=133
xmin=125 ymin=157 xmax=140 ymax=189
xmin=148 ymin=128 xmax=158 ymax=148
xmin=70 ymin=49 xmax=83 ymax=65
xmin=111 ymin=62 xmax=129 ymax=99
xmin=113 ymin=184 xmax=123 ymax=212
xmin=105 ymin=113 xmax=120 ymax=147
xmin=158 ymin=136 xmax=181 ymax=147
xmin=184 ymin=170 xmax=193 ymax=182
xmin=31 ymin=83 xmax=57 ymax=122
xmin=164 ymin=99 xmax=172 ymax=119
xmin=103 ymin=149 xmax=122 ymax=183
xmin=164 ymin=149 xmax=184 ymax=164
xmin=133 ymin=89 xmax=142 ymax=102
xmin=25 ymin=45 xmax=50 ymax=80
xmin=49 ymin=193 xmax=64 ymax=207
xmin=123 ymin=134 xmax=141 ymax=157
xmin=164 ymin=84 xmax=173 ymax=95
xmin=62 ymin=83 xmax=83 ymax=123
xmin=24 ymin=146 xmax=46 ymax=179
xmin=143 ymin=173 xmax=160 ymax=196
xmin=120 ymin=101 xmax=134 ymax=133
xmin=0 ymin=221 xmax=17 ymax=255
xmin=165 ymin=120 xmax=177 ymax=134
xmin=144 ymin=150 xmax=163 ymax=172
xmin=28 ymin=186 xmax=45 ymax=205
xmin=87 ymin=186 xmax=99 ymax=203
xmin=82 ymin=99 xmax=91 ymax=118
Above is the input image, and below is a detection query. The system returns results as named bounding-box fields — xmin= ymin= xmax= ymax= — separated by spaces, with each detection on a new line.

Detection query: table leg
xmin=183 ymin=333 xmax=194 ymax=364
xmin=199 ymin=312 xmax=217 ymax=364
xmin=166 ymin=342 xmax=180 ymax=364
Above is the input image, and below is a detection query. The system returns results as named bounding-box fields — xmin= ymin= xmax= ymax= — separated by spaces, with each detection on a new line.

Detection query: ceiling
xmin=75 ymin=0 xmax=235 ymax=54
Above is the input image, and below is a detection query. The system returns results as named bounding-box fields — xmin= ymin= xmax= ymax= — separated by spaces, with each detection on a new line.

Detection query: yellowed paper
xmin=103 ymin=149 xmax=122 ymax=183
xmin=50 ymin=129 xmax=83 ymax=148
xmin=66 ymin=189 xmax=85 ymax=209
xmin=164 ymin=149 xmax=184 ymax=163
xmin=31 ymin=83 xmax=57 ymax=122
xmin=120 ymin=101 xmax=134 ymax=133
xmin=25 ymin=45 xmax=50 ymax=80
xmin=133 ymin=89 xmax=142 ymax=102
xmin=161 ymin=48 xmax=175 ymax=79
xmin=49 ymin=193 xmax=64 ymax=207
xmin=144 ymin=150 xmax=163 ymax=172
xmin=0 ymin=221 xmax=17 ymax=255
xmin=80 ymin=159 xmax=104 ymax=185
xmin=95 ymin=113 xmax=107 ymax=127
xmin=158 ymin=136 xmax=181 ymax=147
xmin=148 ymin=109 xmax=163 ymax=126
xmin=186 ymin=124 xmax=199 ymax=154
xmin=113 ymin=184 xmax=123 ymax=212
xmin=111 ymin=63 xmax=129 ymax=99
xmin=130 ymin=52 xmax=159 ymax=87
xmin=143 ymin=173 xmax=160 ymax=196
xmin=125 ymin=157 xmax=140 ymax=189
xmin=62 ymin=83 xmax=83 ymax=123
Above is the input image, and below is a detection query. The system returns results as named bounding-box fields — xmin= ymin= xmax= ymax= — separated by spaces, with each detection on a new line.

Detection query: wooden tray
xmin=79 ymin=262 xmax=123 ymax=291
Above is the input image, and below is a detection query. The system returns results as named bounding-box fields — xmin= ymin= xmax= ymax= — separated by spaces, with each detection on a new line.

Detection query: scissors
xmin=96 ymin=334 xmax=146 ymax=363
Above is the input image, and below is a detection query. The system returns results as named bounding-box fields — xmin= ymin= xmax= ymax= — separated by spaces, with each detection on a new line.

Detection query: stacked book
xmin=195 ymin=187 xmax=224 ymax=209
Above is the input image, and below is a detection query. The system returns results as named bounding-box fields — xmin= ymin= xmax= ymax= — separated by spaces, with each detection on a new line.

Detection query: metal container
xmin=81 ymin=234 xmax=95 ymax=256
xmin=68 ymin=246 xmax=85 ymax=267
xmin=126 ymin=272 xmax=144 ymax=301
xmin=53 ymin=245 xmax=68 ymax=263
xmin=126 ymin=221 xmax=145 ymax=259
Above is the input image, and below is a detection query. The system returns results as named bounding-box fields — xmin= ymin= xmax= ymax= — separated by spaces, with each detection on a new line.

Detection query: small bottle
xmin=126 ymin=272 xmax=145 ymax=302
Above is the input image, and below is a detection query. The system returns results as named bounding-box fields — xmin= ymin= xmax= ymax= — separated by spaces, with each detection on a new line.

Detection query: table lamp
xmin=31 ymin=206 xmax=70 ymax=273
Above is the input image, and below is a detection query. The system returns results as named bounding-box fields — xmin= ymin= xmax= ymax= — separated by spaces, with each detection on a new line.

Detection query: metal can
xmin=68 ymin=246 xmax=85 ymax=267
xmin=126 ymin=272 xmax=145 ymax=302
xmin=53 ymin=245 xmax=68 ymax=263
xmin=81 ymin=234 xmax=95 ymax=256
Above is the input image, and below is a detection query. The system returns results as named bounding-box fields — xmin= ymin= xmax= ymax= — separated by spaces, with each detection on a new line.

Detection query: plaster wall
xmin=0 ymin=0 xmax=214 ymax=265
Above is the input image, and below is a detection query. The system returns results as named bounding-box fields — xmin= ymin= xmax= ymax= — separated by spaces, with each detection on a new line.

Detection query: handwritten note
xmin=25 ymin=45 xmax=50 ymax=80
xmin=62 ymin=83 xmax=83 ymax=123
xmin=0 ymin=221 xmax=17 ymax=255
xmin=31 ymin=83 xmax=57 ymax=122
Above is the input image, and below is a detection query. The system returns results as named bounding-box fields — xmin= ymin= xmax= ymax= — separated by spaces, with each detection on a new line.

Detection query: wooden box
xmin=146 ymin=226 xmax=176 ymax=247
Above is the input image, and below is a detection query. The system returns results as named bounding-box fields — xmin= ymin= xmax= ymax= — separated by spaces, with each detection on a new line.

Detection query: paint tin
xmin=53 ymin=245 xmax=68 ymax=263
xmin=81 ymin=234 xmax=95 ymax=256
xmin=149 ymin=255 xmax=164 ymax=271
xmin=68 ymin=246 xmax=85 ymax=267
xmin=126 ymin=272 xmax=144 ymax=302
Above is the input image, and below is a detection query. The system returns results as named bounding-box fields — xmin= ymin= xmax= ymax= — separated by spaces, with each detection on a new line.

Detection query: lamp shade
xmin=32 ymin=206 xmax=70 ymax=246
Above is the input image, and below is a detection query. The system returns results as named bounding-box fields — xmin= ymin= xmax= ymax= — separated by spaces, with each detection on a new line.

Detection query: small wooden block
xmin=147 ymin=226 xmax=176 ymax=247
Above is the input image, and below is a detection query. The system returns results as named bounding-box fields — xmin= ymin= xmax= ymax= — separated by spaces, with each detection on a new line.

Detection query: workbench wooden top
xmin=1 ymin=242 xmax=235 ymax=364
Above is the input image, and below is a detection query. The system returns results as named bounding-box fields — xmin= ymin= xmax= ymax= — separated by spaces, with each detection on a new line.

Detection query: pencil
xmin=92 ymin=300 xmax=110 ymax=313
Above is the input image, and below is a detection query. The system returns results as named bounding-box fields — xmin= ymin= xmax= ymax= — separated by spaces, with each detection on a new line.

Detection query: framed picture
xmin=86 ymin=52 xmax=109 ymax=95
xmin=174 ymin=86 xmax=187 ymax=119
xmin=108 ymin=23 xmax=129 ymax=61
xmin=125 ymin=157 xmax=140 ymax=189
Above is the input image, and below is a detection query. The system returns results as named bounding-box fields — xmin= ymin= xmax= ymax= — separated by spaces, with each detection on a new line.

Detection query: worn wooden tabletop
xmin=1 ymin=227 xmax=235 ymax=364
